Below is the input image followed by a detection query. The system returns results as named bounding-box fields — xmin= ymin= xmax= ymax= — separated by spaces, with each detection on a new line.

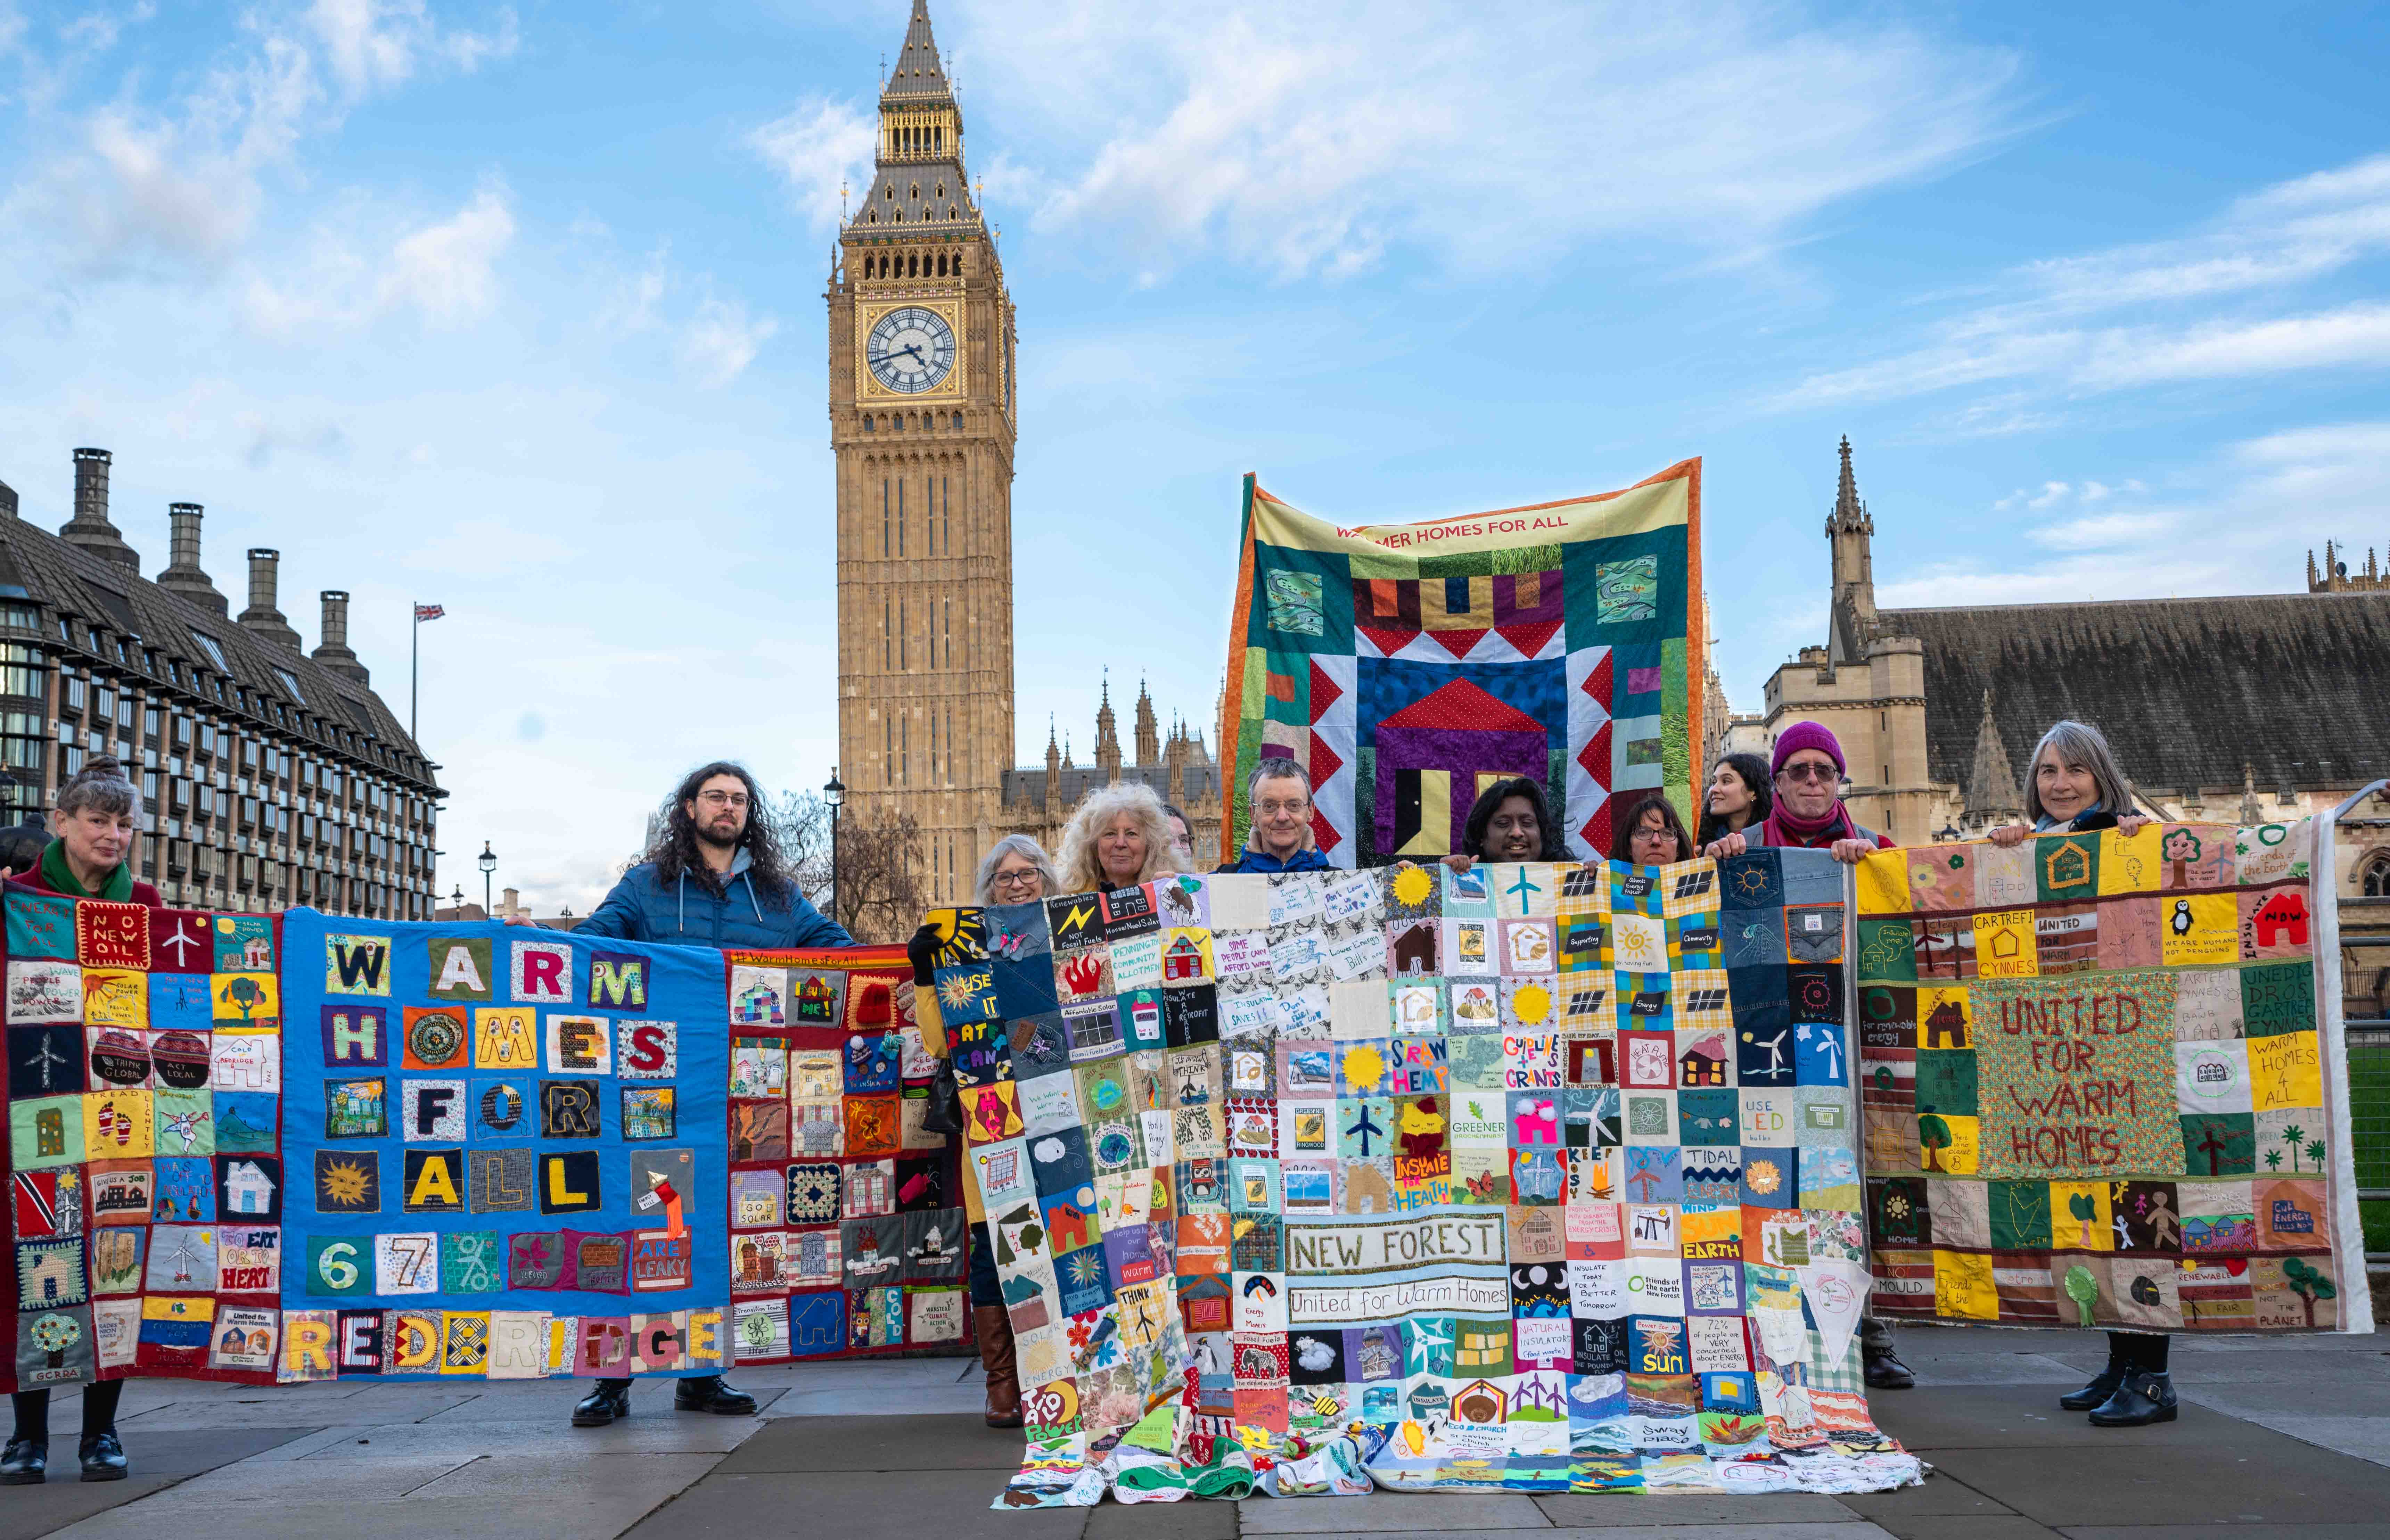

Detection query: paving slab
xmin=408 ymin=1449 xmax=720 ymax=1501
xmin=1905 ymin=1356 xmax=2085 ymax=1386
xmin=1307 ymin=1528 xmax=1895 ymax=1540
xmin=2217 ymin=1416 xmax=2390 ymax=1467
xmin=1237 ymin=1491 xmax=1550 ymax=1531
xmin=1854 ymin=1518 xmax=2060 ymax=1540
xmin=0 ymin=1428 xmax=319 ymax=1540
xmin=2060 ymin=1529 xmax=2390 ymax=1540
xmin=289 ymin=1413 xmax=764 ymax=1460
xmin=1931 ymin=1437 xmax=2390 ymax=1527
xmin=620 ymin=1469 xmax=1090 ymax=1540
xmin=0 ymin=1477 xmax=183 ymax=1540
xmin=1840 ymin=1476 xmax=2022 ymax=1519
xmin=1870 ymin=1385 xmax=2256 ymax=1449
xmin=1083 ymin=1500 xmax=1240 ymax=1539
xmin=117 ymin=1390 xmax=478 ymax=1428
xmin=715 ymin=1412 xmax=1026 ymax=1472
xmin=1534 ymin=1494 xmax=1867 ymax=1525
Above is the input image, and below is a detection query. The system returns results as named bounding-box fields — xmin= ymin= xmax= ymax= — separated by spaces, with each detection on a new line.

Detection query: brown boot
xmin=974 ymin=1305 xmax=1023 ymax=1428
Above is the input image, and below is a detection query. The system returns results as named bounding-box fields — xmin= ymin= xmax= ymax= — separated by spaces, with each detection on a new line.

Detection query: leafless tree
xmin=779 ymin=789 xmax=926 ymax=943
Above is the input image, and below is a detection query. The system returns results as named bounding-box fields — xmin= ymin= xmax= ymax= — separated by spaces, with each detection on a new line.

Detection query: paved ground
xmin=0 ymin=1326 xmax=2383 ymax=1540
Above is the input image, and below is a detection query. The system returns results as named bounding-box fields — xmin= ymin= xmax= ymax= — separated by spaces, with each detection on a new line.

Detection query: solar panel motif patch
xmin=964 ymin=856 xmax=1921 ymax=1508
xmin=1854 ymin=820 xmax=2372 ymax=1334
xmin=1219 ymin=462 xmax=1703 ymax=870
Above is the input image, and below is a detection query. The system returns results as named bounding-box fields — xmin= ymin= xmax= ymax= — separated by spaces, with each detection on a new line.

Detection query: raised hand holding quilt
xmin=1219 ymin=461 xmax=1703 ymax=868
xmin=1854 ymin=819 xmax=2371 ymax=1332
xmin=951 ymin=855 xmax=1922 ymax=1509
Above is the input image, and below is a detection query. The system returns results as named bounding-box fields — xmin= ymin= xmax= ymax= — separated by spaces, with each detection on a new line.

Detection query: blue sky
xmin=3 ymin=0 xmax=2386 ymax=909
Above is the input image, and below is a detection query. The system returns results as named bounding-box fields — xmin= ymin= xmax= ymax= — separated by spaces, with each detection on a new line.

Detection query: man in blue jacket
xmin=568 ymin=760 xmax=854 ymax=1425
xmin=1215 ymin=756 xmax=1332 ymax=874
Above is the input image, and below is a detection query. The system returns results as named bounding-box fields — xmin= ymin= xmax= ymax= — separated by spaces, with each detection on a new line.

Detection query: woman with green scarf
xmin=3 ymin=755 xmax=152 ymax=1485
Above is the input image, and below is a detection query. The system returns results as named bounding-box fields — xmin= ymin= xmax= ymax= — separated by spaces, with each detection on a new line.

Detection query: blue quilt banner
xmin=276 ymin=911 xmax=731 ymax=1380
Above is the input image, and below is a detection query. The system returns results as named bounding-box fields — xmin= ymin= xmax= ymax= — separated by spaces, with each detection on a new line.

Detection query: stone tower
xmin=831 ymin=0 xmax=1020 ymax=904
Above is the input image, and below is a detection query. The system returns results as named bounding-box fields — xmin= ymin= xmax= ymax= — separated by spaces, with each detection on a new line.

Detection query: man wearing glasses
xmin=1699 ymin=722 xmax=1893 ymax=867
xmin=1215 ymin=757 xmax=1332 ymax=874
xmin=565 ymin=759 xmax=854 ymax=1426
xmin=1695 ymin=723 xmax=1912 ymax=1391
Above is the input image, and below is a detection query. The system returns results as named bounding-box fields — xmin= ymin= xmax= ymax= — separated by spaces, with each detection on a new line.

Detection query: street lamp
xmin=823 ymin=769 xmax=846 ymax=925
xmin=1936 ymin=822 xmax=1961 ymax=844
xmin=478 ymin=840 xmax=496 ymax=919
xmin=450 ymin=884 xmax=465 ymax=918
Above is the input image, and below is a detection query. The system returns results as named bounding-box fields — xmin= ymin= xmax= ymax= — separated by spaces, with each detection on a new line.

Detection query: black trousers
xmin=10 ymin=1381 xmax=123 ymax=1441
xmin=592 ymin=1374 xmax=717 ymax=1395
xmin=2108 ymin=1331 xmax=2170 ymax=1371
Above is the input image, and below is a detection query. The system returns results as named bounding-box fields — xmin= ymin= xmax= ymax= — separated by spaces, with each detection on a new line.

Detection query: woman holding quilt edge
xmin=1988 ymin=719 xmax=2175 ymax=1428
xmin=4 ymin=757 xmax=152 ymax=1483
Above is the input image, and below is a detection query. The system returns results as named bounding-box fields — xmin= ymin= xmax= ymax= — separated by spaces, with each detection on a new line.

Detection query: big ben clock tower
xmin=831 ymin=0 xmax=1018 ymax=906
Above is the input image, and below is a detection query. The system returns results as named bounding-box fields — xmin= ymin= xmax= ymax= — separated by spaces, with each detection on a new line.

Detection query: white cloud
xmin=379 ymin=185 xmax=514 ymax=323
xmin=2023 ymin=510 xmax=2179 ymax=550
xmin=306 ymin=0 xmax=516 ymax=97
xmin=1780 ymin=151 xmax=2390 ymax=413
xmin=678 ymin=295 xmax=780 ymax=387
xmin=749 ymin=96 xmax=877 ymax=231
xmin=800 ymin=0 xmax=2022 ymax=283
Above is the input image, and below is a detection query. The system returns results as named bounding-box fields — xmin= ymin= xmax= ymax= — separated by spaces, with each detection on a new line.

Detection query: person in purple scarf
xmin=1700 ymin=721 xmax=1892 ymax=866
xmin=1698 ymin=723 xmax=1912 ymax=1389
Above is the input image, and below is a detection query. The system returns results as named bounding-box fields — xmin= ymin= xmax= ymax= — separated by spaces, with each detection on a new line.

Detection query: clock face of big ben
xmin=866 ymin=306 xmax=956 ymax=394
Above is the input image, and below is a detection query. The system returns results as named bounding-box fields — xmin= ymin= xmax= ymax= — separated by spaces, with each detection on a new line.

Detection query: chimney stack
xmin=60 ymin=448 xmax=141 ymax=574
xmin=237 ymin=547 xmax=302 ymax=650
xmin=313 ymin=589 xmax=370 ymax=684
xmin=157 ymin=503 xmax=229 ymax=615
xmin=0 ymin=477 xmax=16 ymax=519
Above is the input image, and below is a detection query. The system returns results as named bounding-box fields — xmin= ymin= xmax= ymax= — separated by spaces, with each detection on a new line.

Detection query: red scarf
xmin=1759 ymin=798 xmax=1859 ymax=849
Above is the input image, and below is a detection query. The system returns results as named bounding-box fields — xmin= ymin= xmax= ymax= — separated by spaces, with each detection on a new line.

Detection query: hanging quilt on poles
xmin=1853 ymin=818 xmax=2371 ymax=1333
xmin=1217 ymin=460 xmax=1703 ymax=869
xmin=948 ymin=854 xmax=1921 ymax=1509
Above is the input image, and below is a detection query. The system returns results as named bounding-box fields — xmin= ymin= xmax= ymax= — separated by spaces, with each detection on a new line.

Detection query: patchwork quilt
xmin=1854 ymin=820 xmax=2371 ymax=1333
xmin=1219 ymin=461 xmax=1703 ymax=869
xmin=951 ymin=855 xmax=1922 ymax=1508
xmin=3 ymin=895 xmax=955 ymax=1389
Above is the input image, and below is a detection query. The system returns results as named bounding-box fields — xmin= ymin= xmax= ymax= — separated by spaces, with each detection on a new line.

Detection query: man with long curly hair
xmin=565 ymin=760 xmax=852 ymax=1426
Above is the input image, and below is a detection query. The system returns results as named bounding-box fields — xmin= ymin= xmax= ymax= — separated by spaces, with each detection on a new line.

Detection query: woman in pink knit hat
xmin=1700 ymin=720 xmax=1892 ymax=866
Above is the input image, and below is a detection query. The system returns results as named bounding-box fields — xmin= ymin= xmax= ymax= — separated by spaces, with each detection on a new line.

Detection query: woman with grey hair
xmin=1217 ymin=756 xmax=1329 ymax=874
xmin=1984 ymin=719 xmax=2153 ymax=848
xmin=1983 ymin=719 xmax=2167 ymax=1428
xmin=1057 ymin=782 xmax=1178 ymax=892
xmin=5 ymin=757 xmax=151 ymax=1484
xmin=974 ymin=832 xmax=1060 ymax=906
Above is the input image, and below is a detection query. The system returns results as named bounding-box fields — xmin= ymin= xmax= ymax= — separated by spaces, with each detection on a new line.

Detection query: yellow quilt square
xmin=1917 ymin=986 xmax=1972 ymax=1049
xmin=2050 ymin=1181 xmax=2114 ymax=1251
xmin=82 ymin=970 xmax=148 ymax=1029
xmin=2249 ymin=1032 xmax=2322 ymax=1114
xmin=1932 ymin=1248 xmax=1999 ymax=1319
xmin=1854 ymin=848 xmax=1912 ymax=916
xmin=1973 ymin=910 xmax=2038 ymax=978
xmin=2160 ymin=892 xmax=2238 ymax=967
xmin=474 ymin=1007 xmax=540 ymax=1069
xmin=83 ymin=1088 xmax=155 ymax=1158
xmin=1919 ymin=1111 xmax=1977 ymax=1175
xmin=211 ymin=972 xmax=280 ymax=1028
xmin=2099 ymin=824 xmax=2163 ymax=894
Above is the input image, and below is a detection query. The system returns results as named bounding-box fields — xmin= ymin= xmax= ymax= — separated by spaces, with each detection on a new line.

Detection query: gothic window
xmin=881 ymin=596 xmax=890 ymax=667
xmin=893 ymin=209 xmax=903 ymax=222
xmin=898 ymin=478 xmax=906 ymax=553
xmin=2364 ymin=853 xmax=2390 ymax=897
xmin=947 ymin=205 xmax=957 ymax=220
xmin=886 ymin=185 xmax=894 ymax=200
xmin=881 ymin=479 xmax=890 ymax=556
xmin=935 ymin=182 xmax=945 ymax=199
xmin=935 ymin=253 xmax=946 ymax=276
xmin=861 ymin=414 xmax=874 ymax=432
xmin=910 ymin=182 xmax=920 ymax=200
xmin=952 ymin=412 xmax=963 ymax=429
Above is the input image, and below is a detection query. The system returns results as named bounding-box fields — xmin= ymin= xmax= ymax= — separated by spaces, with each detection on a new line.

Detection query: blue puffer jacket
xmin=577 ymin=849 xmax=854 ymax=950
xmin=1214 ymin=846 xmax=1333 ymax=875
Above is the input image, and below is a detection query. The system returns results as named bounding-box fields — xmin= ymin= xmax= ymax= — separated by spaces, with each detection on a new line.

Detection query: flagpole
xmin=411 ymin=604 xmax=420 ymax=743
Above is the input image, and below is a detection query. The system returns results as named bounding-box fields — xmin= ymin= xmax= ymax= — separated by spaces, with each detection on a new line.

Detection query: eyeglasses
xmin=1256 ymin=799 xmax=1310 ymax=817
xmin=990 ymin=868 xmax=1042 ymax=889
xmin=1777 ymin=762 xmax=1839 ymax=785
xmin=696 ymin=791 xmax=750 ymax=808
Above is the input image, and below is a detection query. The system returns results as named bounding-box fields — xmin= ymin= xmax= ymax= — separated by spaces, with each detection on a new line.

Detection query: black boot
xmin=571 ymin=1380 xmax=632 ymax=1427
xmin=77 ymin=1432 xmax=126 ymax=1482
xmin=0 ymin=1439 xmax=45 ymax=1485
xmin=2061 ymin=1351 xmax=2130 ymax=1411
xmin=2088 ymin=1368 xmax=2178 ymax=1427
xmin=672 ymin=1376 xmax=757 ymax=1415
xmin=1863 ymin=1345 xmax=1915 ymax=1390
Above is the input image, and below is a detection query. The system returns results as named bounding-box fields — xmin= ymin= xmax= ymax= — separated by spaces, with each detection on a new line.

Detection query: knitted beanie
xmin=1771 ymin=721 xmax=1846 ymax=778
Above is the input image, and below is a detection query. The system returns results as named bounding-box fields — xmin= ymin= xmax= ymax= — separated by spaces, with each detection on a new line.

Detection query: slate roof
xmin=0 ymin=513 xmax=439 ymax=793
xmin=1887 ymin=591 xmax=2390 ymax=797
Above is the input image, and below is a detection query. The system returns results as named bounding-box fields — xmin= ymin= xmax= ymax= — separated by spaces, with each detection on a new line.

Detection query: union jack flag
xmin=413 ymin=603 xmax=446 ymax=621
